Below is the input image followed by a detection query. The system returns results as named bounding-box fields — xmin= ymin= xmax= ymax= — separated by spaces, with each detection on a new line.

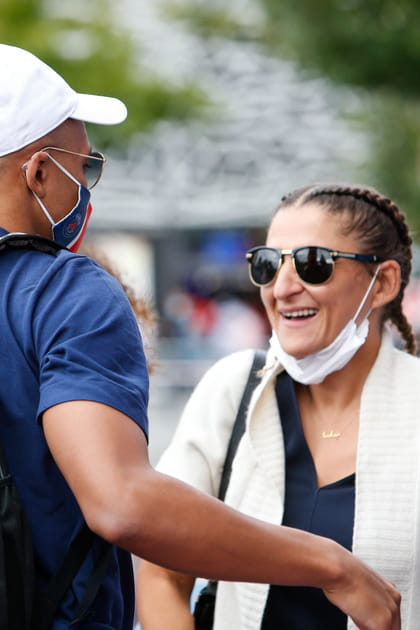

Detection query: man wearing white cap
xmin=0 ymin=44 xmax=401 ymax=630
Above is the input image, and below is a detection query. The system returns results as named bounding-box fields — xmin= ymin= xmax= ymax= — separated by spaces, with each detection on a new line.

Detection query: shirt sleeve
xmin=33 ymin=253 xmax=149 ymax=436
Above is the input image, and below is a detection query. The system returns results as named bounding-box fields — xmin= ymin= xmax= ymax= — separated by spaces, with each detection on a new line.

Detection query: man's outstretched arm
xmin=43 ymin=400 xmax=400 ymax=630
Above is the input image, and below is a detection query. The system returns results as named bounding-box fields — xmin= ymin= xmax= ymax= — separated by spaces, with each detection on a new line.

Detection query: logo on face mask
xmin=49 ymin=185 xmax=91 ymax=251
xmin=64 ymin=214 xmax=83 ymax=236
xmin=66 ymin=202 xmax=92 ymax=252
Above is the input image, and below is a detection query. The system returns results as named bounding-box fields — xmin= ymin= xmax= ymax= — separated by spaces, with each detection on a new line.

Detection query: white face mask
xmin=269 ymin=265 xmax=381 ymax=385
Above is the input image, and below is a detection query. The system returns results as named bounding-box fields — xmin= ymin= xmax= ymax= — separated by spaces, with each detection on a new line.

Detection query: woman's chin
xmin=276 ymin=335 xmax=320 ymax=360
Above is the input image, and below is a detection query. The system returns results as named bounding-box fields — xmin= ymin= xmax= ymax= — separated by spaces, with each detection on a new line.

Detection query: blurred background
xmin=4 ymin=0 xmax=420 ymax=618
xmin=4 ymin=0 xmax=420 ymax=460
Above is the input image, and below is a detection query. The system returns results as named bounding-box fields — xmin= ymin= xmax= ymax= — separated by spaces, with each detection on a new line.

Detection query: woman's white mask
xmin=269 ymin=265 xmax=381 ymax=385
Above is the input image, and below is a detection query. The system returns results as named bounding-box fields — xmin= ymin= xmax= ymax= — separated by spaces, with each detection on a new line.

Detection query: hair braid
xmin=277 ymin=182 xmax=417 ymax=354
xmin=308 ymin=184 xmax=412 ymax=260
xmin=386 ymin=300 xmax=417 ymax=355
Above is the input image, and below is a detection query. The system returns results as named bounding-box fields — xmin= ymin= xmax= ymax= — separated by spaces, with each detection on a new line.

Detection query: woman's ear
xmin=371 ymin=260 xmax=401 ymax=309
xmin=21 ymin=151 xmax=50 ymax=198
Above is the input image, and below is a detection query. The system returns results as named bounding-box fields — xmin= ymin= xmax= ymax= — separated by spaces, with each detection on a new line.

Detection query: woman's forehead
xmin=267 ymin=202 xmax=356 ymax=248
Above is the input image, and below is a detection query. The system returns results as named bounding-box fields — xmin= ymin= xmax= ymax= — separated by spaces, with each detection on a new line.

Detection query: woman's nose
xmin=271 ymin=254 xmax=304 ymax=299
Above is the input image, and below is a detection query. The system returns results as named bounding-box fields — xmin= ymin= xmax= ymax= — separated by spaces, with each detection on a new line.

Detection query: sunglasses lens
xmin=85 ymin=152 xmax=104 ymax=189
xmin=294 ymin=247 xmax=334 ymax=284
xmin=250 ymin=248 xmax=280 ymax=285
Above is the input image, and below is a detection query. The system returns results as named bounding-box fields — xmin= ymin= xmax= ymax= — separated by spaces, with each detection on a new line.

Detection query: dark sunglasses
xmin=246 ymin=246 xmax=385 ymax=286
xmin=41 ymin=146 xmax=106 ymax=189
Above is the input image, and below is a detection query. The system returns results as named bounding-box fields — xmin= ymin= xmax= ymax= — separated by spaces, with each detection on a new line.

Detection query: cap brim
xmin=72 ymin=93 xmax=128 ymax=125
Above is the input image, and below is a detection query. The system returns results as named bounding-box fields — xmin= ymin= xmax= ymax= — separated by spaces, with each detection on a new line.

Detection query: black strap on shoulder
xmin=198 ymin=350 xmax=267 ymax=605
xmin=218 ymin=349 xmax=267 ymax=501
xmin=0 ymin=233 xmax=65 ymax=256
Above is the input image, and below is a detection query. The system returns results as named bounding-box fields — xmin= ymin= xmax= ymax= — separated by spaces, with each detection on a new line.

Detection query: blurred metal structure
xmin=92 ymin=0 xmax=368 ymax=231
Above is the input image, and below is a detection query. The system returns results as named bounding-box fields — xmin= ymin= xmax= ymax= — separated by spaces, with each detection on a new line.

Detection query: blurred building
xmin=87 ymin=0 xmax=376 ymax=361
xmin=92 ymin=1 xmax=368 ymax=232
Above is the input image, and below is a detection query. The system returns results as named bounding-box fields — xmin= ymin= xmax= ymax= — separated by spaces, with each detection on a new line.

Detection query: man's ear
xmin=371 ymin=260 xmax=401 ymax=309
xmin=22 ymin=151 xmax=50 ymax=198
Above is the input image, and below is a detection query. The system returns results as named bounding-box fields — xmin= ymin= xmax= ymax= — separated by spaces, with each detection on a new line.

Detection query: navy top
xmin=0 ymin=229 xmax=149 ymax=629
xmin=262 ymin=372 xmax=355 ymax=629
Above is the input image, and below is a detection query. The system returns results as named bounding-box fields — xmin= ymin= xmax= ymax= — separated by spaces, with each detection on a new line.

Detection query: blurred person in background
xmin=137 ymin=183 xmax=419 ymax=630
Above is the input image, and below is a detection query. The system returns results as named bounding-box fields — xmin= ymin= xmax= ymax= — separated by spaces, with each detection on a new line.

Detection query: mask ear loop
xmin=353 ymin=264 xmax=382 ymax=325
xmin=31 ymin=192 xmax=55 ymax=226
xmin=21 ymin=157 xmax=56 ymax=227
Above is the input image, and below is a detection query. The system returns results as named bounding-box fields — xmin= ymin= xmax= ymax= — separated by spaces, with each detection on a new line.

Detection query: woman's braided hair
xmin=277 ymin=183 xmax=417 ymax=355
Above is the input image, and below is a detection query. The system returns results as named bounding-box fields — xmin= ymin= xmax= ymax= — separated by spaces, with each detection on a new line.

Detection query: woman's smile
xmin=281 ymin=308 xmax=319 ymax=320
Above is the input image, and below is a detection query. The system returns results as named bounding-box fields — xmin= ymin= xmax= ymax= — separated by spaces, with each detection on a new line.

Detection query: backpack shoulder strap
xmin=218 ymin=349 xmax=266 ymax=502
xmin=0 ymin=232 xmax=65 ymax=256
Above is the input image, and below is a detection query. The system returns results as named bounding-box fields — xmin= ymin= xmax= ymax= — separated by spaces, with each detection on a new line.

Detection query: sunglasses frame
xmin=40 ymin=146 xmax=106 ymax=189
xmin=246 ymin=245 xmax=386 ymax=287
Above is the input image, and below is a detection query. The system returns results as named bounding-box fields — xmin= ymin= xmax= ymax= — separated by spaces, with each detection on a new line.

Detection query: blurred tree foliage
xmin=258 ymin=0 xmax=420 ymax=97
xmin=167 ymin=0 xmax=420 ymax=236
xmin=0 ymin=0 xmax=208 ymax=151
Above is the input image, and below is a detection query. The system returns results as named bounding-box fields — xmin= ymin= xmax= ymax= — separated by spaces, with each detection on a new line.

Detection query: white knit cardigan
xmin=157 ymin=332 xmax=420 ymax=629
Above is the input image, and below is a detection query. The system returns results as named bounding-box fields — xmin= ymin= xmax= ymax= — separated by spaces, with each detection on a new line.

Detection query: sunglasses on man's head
xmin=41 ymin=146 xmax=106 ymax=189
xmin=246 ymin=246 xmax=385 ymax=286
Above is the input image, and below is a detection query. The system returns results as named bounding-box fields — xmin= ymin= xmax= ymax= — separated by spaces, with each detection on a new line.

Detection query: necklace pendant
xmin=322 ymin=430 xmax=341 ymax=439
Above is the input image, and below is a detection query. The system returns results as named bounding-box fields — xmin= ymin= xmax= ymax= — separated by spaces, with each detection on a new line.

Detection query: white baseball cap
xmin=0 ymin=44 xmax=128 ymax=157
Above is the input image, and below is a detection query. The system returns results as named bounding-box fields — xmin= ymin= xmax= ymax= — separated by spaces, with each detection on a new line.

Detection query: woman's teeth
xmin=283 ymin=309 xmax=317 ymax=319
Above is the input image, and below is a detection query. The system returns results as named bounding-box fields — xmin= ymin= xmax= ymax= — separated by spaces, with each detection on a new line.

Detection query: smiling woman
xmin=137 ymin=182 xmax=419 ymax=630
xmin=259 ymin=191 xmax=403 ymax=366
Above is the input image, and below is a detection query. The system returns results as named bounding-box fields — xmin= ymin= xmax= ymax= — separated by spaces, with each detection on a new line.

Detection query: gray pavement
xmin=146 ymin=358 xmax=215 ymax=465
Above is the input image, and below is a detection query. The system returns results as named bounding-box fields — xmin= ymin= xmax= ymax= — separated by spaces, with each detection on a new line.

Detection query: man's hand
xmin=323 ymin=549 xmax=401 ymax=630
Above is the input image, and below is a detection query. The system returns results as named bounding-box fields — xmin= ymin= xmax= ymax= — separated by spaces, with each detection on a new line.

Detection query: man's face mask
xmin=24 ymin=147 xmax=104 ymax=251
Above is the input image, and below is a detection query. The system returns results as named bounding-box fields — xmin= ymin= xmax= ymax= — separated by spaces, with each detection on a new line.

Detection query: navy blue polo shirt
xmin=262 ymin=372 xmax=355 ymax=629
xmin=0 ymin=229 xmax=149 ymax=629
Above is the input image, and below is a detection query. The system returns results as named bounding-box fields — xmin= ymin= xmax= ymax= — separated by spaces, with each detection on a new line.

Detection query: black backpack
xmin=0 ymin=233 xmax=111 ymax=630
